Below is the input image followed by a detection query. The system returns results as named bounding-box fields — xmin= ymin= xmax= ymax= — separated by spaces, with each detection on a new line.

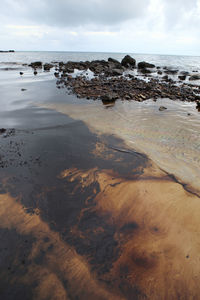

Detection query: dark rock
xmin=19 ymin=72 xmax=23 ymax=75
xmin=43 ymin=63 xmax=53 ymax=71
xmin=157 ymin=71 xmax=162 ymax=75
xmin=159 ymin=106 xmax=167 ymax=111
xmin=0 ymin=128 xmax=6 ymax=134
xmin=108 ymin=57 xmax=121 ymax=64
xmin=106 ymin=69 xmax=123 ymax=76
xmin=196 ymin=102 xmax=200 ymax=111
xmin=139 ymin=68 xmax=152 ymax=74
xmin=164 ymin=69 xmax=178 ymax=75
xmin=162 ymin=75 xmax=169 ymax=81
xmin=101 ymin=93 xmax=118 ymax=102
xmin=29 ymin=61 xmax=42 ymax=68
xmin=21 ymin=88 xmax=27 ymax=91
xmin=65 ymin=68 xmax=74 ymax=73
xmin=33 ymin=71 xmax=37 ymax=76
xmin=180 ymin=71 xmax=189 ymax=76
xmin=189 ymin=74 xmax=200 ymax=81
xmin=121 ymin=55 xmax=136 ymax=68
xmin=178 ymin=75 xmax=186 ymax=80
xmin=54 ymin=72 xmax=59 ymax=78
xmin=138 ymin=61 xmax=155 ymax=69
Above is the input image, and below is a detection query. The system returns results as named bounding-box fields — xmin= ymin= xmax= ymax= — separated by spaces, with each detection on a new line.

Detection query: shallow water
xmin=0 ymin=51 xmax=200 ymax=72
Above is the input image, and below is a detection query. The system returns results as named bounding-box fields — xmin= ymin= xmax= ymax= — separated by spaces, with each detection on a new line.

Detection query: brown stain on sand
xmin=61 ymin=166 xmax=200 ymax=300
xmin=1 ymin=139 xmax=200 ymax=299
xmin=0 ymin=193 xmax=123 ymax=300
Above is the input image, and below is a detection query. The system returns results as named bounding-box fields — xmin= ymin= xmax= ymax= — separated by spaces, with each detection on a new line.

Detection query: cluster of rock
xmin=26 ymin=55 xmax=200 ymax=109
xmin=56 ymin=73 xmax=200 ymax=104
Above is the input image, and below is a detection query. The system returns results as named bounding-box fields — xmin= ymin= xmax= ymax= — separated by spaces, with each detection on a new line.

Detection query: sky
xmin=0 ymin=0 xmax=200 ymax=55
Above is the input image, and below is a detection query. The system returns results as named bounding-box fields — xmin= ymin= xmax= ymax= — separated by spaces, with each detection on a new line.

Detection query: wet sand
xmin=0 ymin=67 xmax=200 ymax=299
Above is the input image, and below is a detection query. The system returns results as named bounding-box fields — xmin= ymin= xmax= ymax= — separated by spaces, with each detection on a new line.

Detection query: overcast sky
xmin=1 ymin=0 xmax=200 ymax=55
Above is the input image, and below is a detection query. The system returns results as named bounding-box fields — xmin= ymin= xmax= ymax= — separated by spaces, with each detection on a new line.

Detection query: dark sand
xmin=0 ymin=67 xmax=200 ymax=300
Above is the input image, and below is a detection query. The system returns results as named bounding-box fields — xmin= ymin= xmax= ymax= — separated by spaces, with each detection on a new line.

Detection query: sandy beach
xmin=0 ymin=58 xmax=200 ymax=299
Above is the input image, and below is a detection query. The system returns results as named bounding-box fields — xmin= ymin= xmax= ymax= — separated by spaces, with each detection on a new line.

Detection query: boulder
xmin=101 ymin=93 xmax=118 ymax=102
xmin=189 ymin=74 xmax=200 ymax=81
xmin=196 ymin=102 xmax=200 ymax=111
xmin=138 ymin=61 xmax=155 ymax=69
xmin=108 ymin=57 xmax=121 ymax=65
xmin=178 ymin=75 xmax=186 ymax=81
xmin=139 ymin=68 xmax=152 ymax=74
xmin=164 ymin=69 xmax=178 ymax=75
xmin=43 ymin=63 xmax=53 ymax=71
xmin=29 ymin=61 xmax=42 ymax=68
xmin=121 ymin=55 xmax=136 ymax=68
xmin=180 ymin=71 xmax=189 ymax=76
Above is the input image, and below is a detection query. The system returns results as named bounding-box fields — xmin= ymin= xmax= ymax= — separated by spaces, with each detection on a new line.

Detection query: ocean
xmin=0 ymin=50 xmax=200 ymax=72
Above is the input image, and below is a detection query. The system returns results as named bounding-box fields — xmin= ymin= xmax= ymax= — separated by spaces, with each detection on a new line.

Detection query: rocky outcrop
xmin=121 ymin=55 xmax=136 ymax=68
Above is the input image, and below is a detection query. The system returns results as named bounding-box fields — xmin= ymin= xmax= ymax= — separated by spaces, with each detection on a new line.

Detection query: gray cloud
xmin=1 ymin=0 xmax=150 ymax=27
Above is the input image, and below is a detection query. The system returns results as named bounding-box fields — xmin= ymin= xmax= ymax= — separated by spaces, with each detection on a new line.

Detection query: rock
xmin=162 ymin=75 xmax=169 ymax=81
xmin=139 ymin=68 xmax=152 ymax=74
xmin=0 ymin=128 xmax=6 ymax=134
xmin=106 ymin=69 xmax=123 ymax=76
xmin=108 ymin=57 xmax=121 ymax=65
xmin=54 ymin=72 xmax=59 ymax=78
xmin=101 ymin=93 xmax=118 ymax=102
xmin=21 ymin=88 xmax=27 ymax=91
xmin=180 ymin=71 xmax=189 ymax=76
xmin=34 ymin=71 xmax=37 ymax=76
xmin=29 ymin=61 xmax=42 ymax=68
xmin=43 ymin=63 xmax=53 ymax=71
xmin=178 ymin=75 xmax=186 ymax=80
xmin=164 ymin=69 xmax=178 ymax=75
xmin=157 ymin=70 xmax=162 ymax=75
xmin=196 ymin=102 xmax=200 ymax=111
xmin=19 ymin=72 xmax=23 ymax=75
xmin=138 ymin=61 xmax=155 ymax=69
xmin=189 ymin=74 xmax=200 ymax=81
xmin=121 ymin=55 xmax=136 ymax=68
xmin=65 ymin=68 xmax=74 ymax=73
xmin=159 ymin=106 xmax=167 ymax=111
